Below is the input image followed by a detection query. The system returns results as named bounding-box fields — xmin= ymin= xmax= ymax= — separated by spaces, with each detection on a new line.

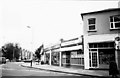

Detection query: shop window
xmin=99 ymin=49 xmax=115 ymax=65
xmin=89 ymin=42 xmax=114 ymax=49
xmin=70 ymin=51 xmax=84 ymax=65
xmin=51 ymin=52 xmax=59 ymax=65
xmin=109 ymin=42 xmax=115 ymax=47
xmin=89 ymin=52 xmax=91 ymax=67
xmin=88 ymin=18 xmax=96 ymax=31
xmin=98 ymin=43 xmax=103 ymax=48
xmin=103 ymin=43 xmax=108 ymax=47
xmin=82 ymin=58 xmax=84 ymax=65
xmin=94 ymin=44 xmax=97 ymax=48
xmin=77 ymin=50 xmax=83 ymax=54
xmin=110 ymin=15 xmax=120 ymax=29
xmin=89 ymin=43 xmax=97 ymax=48
xmin=89 ymin=43 xmax=94 ymax=48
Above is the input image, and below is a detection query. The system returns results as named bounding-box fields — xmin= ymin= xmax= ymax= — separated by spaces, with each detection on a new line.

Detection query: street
xmin=0 ymin=62 xmax=104 ymax=78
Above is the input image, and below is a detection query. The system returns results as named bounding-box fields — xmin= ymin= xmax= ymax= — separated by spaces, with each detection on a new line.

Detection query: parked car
xmin=6 ymin=59 xmax=9 ymax=62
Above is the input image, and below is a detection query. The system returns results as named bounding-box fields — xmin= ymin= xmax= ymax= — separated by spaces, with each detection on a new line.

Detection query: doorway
xmin=89 ymin=49 xmax=99 ymax=68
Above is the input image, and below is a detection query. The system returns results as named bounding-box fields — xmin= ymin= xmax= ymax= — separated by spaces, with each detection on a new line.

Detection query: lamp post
xmin=27 ymin=26 xmax=33 ymax=57
xmin=27 ymin=26 xmax=33 ymax=67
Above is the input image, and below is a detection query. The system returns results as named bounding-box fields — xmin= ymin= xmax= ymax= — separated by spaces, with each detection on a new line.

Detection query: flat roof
xmin=81 ymin=8 xmax=120 ymax=18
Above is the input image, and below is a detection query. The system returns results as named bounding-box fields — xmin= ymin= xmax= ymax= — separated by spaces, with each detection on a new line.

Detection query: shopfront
xmin=45 ymin=53 xmax=50 ymax=64
xmin=51 ymin=52 xmax=60 ymax=66
xmin=62 ymin=51 xmax=71 ymax=66
xmin=89 ymin=42 xmax=115 ymax=69
xmin=70 ymin=50 xmax=84 ymax=67
xmin=62 ymin=49 xmax=84 ymax=67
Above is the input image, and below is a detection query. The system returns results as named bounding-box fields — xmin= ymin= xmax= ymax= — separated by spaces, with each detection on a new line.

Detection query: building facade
xmin=118 ymin=0 xmax=120 ymax=8
xmin=44 ymin=36 xmax=84 ymax=68
xmin=21 ymin=49 xmax=33 ymax=60
xmin=81 ymin=8 xmax=120 ymax=70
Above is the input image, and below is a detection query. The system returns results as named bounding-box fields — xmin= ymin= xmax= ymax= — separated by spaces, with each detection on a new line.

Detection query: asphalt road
xmin=0 ymin=62 xmax=104 ymax=78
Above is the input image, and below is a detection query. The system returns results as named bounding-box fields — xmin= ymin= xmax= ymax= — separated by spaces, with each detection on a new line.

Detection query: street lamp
xmin=27 ymin=26 xmax=33 ymax=67
xmin=26 ymin=26 xmax=33 ymax=58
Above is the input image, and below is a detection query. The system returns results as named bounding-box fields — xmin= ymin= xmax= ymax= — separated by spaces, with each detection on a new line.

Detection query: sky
xmin=0 ymin=0 xmax=119 ymax=52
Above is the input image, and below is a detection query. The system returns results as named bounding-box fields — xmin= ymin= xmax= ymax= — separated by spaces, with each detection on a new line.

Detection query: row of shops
xmin=43 ymin=37 xmax=84 ymax=68
xmin=42 ymin=35 xmax=120 ymax=70
xmin=40 ymin=8 xmax=120 ymax=71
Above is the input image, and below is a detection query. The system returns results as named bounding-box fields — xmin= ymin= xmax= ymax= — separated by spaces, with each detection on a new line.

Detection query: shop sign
xmin=115 ymin=37 xmax=120 ymax=50
xmin=115 ymin=37 xmax=120 ymax=41
xmin=61 ymin=40 xmax=80 ymax=46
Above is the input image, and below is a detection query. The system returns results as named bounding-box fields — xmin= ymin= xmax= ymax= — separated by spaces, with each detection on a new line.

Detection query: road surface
xmin=0 ymin=62 xmax=103 ymax=78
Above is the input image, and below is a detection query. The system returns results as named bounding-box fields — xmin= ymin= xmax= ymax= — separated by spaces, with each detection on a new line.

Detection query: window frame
xmin=88 ymin=18 xmax=97 ymax=31
xmin=110 ymin=15 xmax=120 ymax=29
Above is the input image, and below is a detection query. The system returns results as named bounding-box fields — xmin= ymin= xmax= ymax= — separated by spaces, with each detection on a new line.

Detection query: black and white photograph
xmin=0 ymin=0 xmax=120 ymax=78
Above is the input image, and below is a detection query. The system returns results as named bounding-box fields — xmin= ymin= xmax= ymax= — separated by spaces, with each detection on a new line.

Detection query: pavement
xmin=21 ymin=62 xmax=120 ymax=78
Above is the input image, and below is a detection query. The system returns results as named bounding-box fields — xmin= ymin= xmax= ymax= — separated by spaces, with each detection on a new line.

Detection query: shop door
xmin=89 ymin=51 xmax=99 ymax=68
xmin=66 ymin=52 xmax=70 ymax=66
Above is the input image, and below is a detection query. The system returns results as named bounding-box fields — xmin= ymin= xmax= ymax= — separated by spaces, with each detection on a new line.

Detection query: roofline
xmin=81 ymin=8 xmax=120 ymax=19
xmin=62 ymin=35 xmax=83 ymax=42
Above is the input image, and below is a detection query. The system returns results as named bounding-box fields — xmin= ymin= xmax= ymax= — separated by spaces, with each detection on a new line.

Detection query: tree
xmin=1 ymin=43 xmax=21 ymax=61
xmin=35 ymin=49 xmax=41 ymax=60
xmin=14 ymin=43 xmax=21 ymax=60
xmin=35 ymin=44 xmax=44 ymax=62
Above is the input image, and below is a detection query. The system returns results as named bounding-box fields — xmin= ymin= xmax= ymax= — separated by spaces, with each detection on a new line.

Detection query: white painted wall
xmin=84 ymin=35 xmax=90 ymax=69
xmin=118 ymin=0 xmax=120 ymax=8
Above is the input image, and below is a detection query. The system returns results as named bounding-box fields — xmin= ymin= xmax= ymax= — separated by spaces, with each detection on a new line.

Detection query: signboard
xmin=115 ymin=37 xmax=120 ymax=50
xmin=115 ymin=37 xmax=120 ymax=41
xmin=61 ymin=39 xmax=81 ymax=46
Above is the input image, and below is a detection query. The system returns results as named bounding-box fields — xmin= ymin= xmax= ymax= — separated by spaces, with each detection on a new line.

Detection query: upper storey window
xmin=110 ymin=15 xmax=120 ymax=29
xmin=88 ymin=18 xmax=96 ymax=31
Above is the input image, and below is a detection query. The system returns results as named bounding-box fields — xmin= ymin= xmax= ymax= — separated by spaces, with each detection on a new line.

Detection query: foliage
xmin=35 ymin=49 xmax=41 ymax=60
xmin=1 ymin=43 xmax=22 ymax=61
xmin=35 ymin=44 xmax=44 ymax=60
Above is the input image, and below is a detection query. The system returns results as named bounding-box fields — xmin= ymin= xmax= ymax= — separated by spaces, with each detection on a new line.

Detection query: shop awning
xmin=87 ymin=34 xmax=118 ymax=43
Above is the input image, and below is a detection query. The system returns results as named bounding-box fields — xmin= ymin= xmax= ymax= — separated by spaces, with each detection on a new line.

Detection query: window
xmin=89 ymin=42 xmax=115 ymax=48
xmin=88 ymin=18 xmax=96 ymax=31
xmin=110 ymin=15 xmax=120 ymax=29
